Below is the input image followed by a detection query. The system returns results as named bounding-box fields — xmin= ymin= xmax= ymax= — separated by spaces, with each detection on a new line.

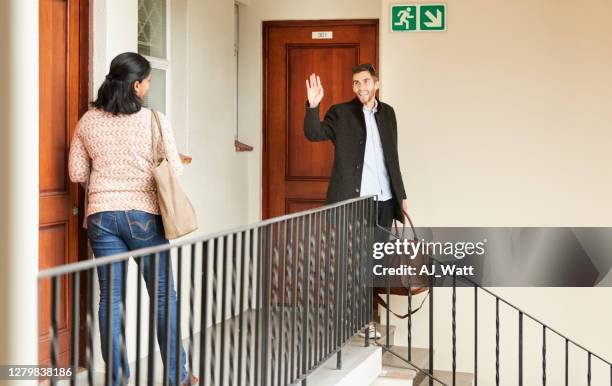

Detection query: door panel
xmin=39 ymin=0 xmax=89 ymax=366
xmin=263 ymin=20 xmax=379 ymax=218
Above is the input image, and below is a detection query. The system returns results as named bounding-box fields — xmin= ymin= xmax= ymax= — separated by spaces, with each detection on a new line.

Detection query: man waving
xmin=304 ymin=64 xmax=408 ymax=229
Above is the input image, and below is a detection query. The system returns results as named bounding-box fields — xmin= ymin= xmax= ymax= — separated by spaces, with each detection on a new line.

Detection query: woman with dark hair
xmin=68 ymin=52 xmax=196 ymax=386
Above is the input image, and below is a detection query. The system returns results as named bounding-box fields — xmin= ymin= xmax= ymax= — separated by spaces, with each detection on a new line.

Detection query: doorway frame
xmin=261 ymin=19 xmax=380 ymax=219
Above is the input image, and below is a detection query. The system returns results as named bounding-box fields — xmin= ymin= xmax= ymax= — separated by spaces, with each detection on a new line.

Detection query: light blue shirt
xmin=360 ymin=100 xmax=392 ymax=201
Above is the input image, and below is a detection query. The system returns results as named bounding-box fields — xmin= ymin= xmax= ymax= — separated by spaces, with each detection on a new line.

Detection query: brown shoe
xmin=182 ymin=375 xmax=198 ymax=386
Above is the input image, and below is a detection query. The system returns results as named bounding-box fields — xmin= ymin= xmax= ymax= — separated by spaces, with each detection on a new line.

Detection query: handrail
xmin=463 ymin=277 xmax=612 ymax=367
xmin=383 ymin=225 xmax=612 ymax=386
xmin=38 ymin=195 xmax=377 ymax=279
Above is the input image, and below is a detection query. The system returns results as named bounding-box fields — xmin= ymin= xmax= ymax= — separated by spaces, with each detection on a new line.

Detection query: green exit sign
xmin=391 ymin=3 xmax=446 ymax=32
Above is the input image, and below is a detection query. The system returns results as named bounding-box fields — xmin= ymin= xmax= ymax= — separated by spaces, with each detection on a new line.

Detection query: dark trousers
xmin=376 ymin=199 xmax=395 ymax=230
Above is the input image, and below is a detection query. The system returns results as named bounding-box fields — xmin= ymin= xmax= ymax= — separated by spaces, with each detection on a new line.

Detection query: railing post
xmin=106 ymin=264 xmax=113 ymax=386
xmin=270 ymin=222 xmax=280 ymax=386
xmin=246 ymin=229 xmax=256 ymax=386
xmin=230 ymin=234 xmax=238 ymax=386
xmin=51 ymin=276 xmax=59 ymax=386
xmin=313 ymin=213 xmax=321 ymax=366
xmin=278 ymin=220 xmax=288 ymax=386
xmin=565 ymin=339 xmax=569 ymax=386
xmin=254 ymin=229 xmax=263 ymax=386
xmin=220 ymin=236 xmax=229 ymax=386
xmin=120 ymin=260 xmax=128 ymax=386
xmin=519 ymin=312 xmax=523 ymax=386
xmin=452 ymin=273 xmax=456 ymax=386
xmin=588 ymin=352 xmax=592 ymax=386
xmin=542 ymin=326 xmax=546 ymax=386
xmin=495 ymin=298 xmax=500 ymax=386
xmin=87 ymin=268 xmax=95 ymax=386
xmin=474 ymin=286 xmax=478 ymax=386
xmin=135 ymin=258 xmax=143 ymax=386
xmin=70 ymin=272 xmax=79 ymax=386
xmin=262 ymin=226 xmax=272 ymax=386
xmin=188 ymin=243 xmax=196 ymax=385
xmin=237 ymin=231 xmax=247 ymax=386
xmin=301 ymin=214 xmax=312 ymax=386
xmin=289 ymin=219 xmax=298 ymax=383
xmin=210 ymin=239 xmax=219 ymax=386
xmin=175 ymin=247 xmax=183 ymax=386
xmin=428 ymin=257 xmax=434 ymax=386
xmin=163 ymin=250 xmax=171 ymax=386
xmin=147 ymin=254 xmax=159 ymax=386
xmin=199 ymin=241 xmax=209 ymax=384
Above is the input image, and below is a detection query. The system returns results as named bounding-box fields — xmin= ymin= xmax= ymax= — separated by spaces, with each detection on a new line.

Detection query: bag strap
xmin=375 ymin=291 xmax=429 ymax=319
xmin=395 ymin=207 xmax=419 ymax=242
xmin=150 ymin=109 xmax=166 ymax=164
xmin=378 ymin=207 xmax=430 ymax=319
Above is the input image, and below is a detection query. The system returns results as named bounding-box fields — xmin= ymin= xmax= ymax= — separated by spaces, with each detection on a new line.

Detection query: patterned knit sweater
xmin=68 ymin=107 xmax=183 ymax=218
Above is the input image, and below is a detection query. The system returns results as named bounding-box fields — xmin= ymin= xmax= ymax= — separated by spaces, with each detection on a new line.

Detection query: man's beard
xmin=359 ymin=92 xmax=374 ymax=105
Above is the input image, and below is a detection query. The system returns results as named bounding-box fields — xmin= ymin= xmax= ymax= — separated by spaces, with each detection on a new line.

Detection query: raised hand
xmin=306 ymin=73 xmax=324 ymax=108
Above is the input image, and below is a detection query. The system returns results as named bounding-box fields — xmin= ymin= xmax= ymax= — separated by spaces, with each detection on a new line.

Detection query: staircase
xmin=299 ymin=322 xmax=474 ymax=386
xmin=364 ymin=324 xmax=473 ymax=386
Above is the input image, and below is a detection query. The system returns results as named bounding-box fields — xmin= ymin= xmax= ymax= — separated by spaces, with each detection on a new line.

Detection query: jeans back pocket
xmin=87 ymin=212 xmax=118 ymax=241
xmin=126 ymin=210 xmax=159 ymax=241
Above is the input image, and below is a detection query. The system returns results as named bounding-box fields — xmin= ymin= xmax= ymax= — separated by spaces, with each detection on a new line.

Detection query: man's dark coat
xmin=304 ymin=97 xmax=407 ymax=222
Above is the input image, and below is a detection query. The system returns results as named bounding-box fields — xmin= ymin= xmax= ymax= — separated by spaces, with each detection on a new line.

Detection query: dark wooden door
xmin=39 ymin=0 xmax=89 ymax=366
xmin=262 ymin=20 xmax=379 ymax=219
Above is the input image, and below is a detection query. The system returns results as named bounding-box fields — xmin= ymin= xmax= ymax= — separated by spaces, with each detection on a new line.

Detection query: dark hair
xmin=352 ymin=63 xmax=378 ymax=80
xmin=92 ymin=52 xmax=151 ymax=115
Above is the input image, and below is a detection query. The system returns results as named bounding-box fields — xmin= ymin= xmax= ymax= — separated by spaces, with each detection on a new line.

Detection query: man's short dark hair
xmin=352 ymin=63 xmax=378 ymax=80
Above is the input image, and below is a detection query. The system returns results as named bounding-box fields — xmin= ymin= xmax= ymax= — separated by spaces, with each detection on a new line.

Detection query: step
xmin=290 ymin=339 xmax=382 ymax=386
xmin=370 ymin=364 xmax=418 ymax=385
xmin=352 ymin=324 xmax=396 ymax=347
xmin=414 ymin=370 xmax=474 ymax=386
xmin=382 ymin=345 xmax=430 ymax=373
xmin=379 ymin=365 xmax=417 ymax=379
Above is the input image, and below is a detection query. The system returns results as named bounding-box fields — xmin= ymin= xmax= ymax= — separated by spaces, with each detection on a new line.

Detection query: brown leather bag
xmin=373 ymin=209 xmax=430 ymax=319
xmin=150 ymin=110 xmax=198 ymax=240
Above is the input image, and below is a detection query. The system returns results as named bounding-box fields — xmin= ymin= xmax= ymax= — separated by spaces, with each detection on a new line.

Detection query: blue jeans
xmin=88 ymin=210 xmax=187 ymax=386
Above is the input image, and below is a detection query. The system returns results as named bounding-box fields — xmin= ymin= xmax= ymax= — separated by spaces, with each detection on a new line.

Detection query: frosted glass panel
xmin=143 ymin=68 xmax=166 ymax=113
xmin=138 ymin=0 xmax=167 ymax=58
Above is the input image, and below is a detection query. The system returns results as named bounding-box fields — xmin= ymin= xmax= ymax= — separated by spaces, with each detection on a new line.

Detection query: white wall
xmin=180 ymin=0 xmax=248 ymax=236
xmin=92 ymin=0 xmax=139 ymax=93
xmin=0 ymin=0 xmax=39 ymax=381
xmin=379 ymin=0 xmax=612 ymax=228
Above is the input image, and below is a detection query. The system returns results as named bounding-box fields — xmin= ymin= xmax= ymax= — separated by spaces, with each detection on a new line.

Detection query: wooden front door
xmin=39 ymin=0 xmax=89 ymax=365
xmin=262 ymin=20 xmax=379 ymax=219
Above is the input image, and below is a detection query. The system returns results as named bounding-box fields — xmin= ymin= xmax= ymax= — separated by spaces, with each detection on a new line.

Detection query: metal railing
xmin=382 ymin=228 xmax=612 ymax=386
xmin=38 ymin=195 xmax=611 ymax=386
xmin=38 ymin=196 xmax=380 ymax=386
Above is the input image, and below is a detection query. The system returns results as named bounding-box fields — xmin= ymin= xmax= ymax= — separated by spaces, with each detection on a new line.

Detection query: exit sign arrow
xmin=419 ymin=4 xmax=446 ymax=31
xmin=423 ymin=9 xmax=442 ymax=28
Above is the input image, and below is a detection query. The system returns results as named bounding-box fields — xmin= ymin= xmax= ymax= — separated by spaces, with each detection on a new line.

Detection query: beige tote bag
xmin=150 ymin=110 xmax=198 ymax=239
